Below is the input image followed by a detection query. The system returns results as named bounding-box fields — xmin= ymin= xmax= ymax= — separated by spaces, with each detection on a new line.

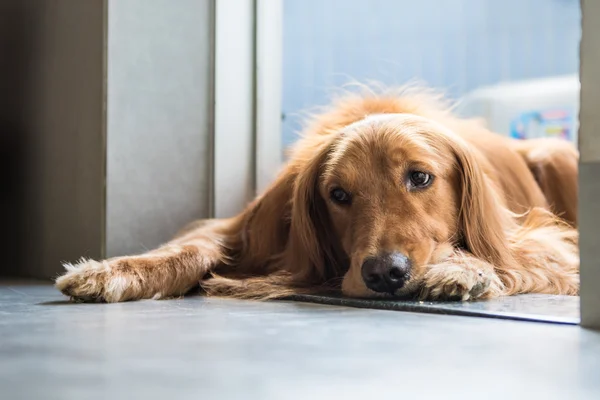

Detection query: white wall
xmin=106 ymin=0 xmax=214 ymax=256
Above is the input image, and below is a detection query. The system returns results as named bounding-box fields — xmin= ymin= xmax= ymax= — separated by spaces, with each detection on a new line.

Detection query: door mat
xmin=287 ymin=293 xmax=579 ymax=325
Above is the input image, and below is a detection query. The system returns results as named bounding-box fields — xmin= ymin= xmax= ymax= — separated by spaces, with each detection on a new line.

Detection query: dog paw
xmin=55 ymin=258 xmax=142 ymax=303
xmin=419 ymin=262 xmax=494 ymax=301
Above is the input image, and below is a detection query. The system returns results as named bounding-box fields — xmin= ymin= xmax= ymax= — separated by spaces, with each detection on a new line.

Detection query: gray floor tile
xmin=1 ymin=284 xmax=599 ymax=400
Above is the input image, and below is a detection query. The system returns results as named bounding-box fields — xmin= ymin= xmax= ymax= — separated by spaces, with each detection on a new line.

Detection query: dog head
xmin=287 ymin=113 xmax=511 ymax=297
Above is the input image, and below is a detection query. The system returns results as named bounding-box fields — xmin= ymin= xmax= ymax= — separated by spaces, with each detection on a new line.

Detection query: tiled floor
xmin=1 ymin=283 xmax=600 ymax=400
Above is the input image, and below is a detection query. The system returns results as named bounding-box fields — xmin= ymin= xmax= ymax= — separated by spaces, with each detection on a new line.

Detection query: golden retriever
xmin=56 ymin=87 xmax=579 ymax=302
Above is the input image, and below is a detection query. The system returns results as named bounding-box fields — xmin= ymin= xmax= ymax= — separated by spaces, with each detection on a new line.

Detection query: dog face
xmin=290 ymin=113 xmax=506 ymax=298
xmin=322 ymin=114 xmax=460 ymax=297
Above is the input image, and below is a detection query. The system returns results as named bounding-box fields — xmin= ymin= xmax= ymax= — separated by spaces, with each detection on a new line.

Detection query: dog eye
xmin=330 ymin=188 xmax=352 ymax=205
xmin=409 ymin=171 xmax=433 ymax=188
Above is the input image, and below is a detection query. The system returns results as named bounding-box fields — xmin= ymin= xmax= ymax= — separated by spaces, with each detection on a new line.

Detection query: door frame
xmin=212 ymin=0 xmax=283 ymax=218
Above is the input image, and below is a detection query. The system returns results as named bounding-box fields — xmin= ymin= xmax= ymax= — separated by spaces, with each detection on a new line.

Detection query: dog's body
xmin=56 ymin=88 xmax=579 ymax=302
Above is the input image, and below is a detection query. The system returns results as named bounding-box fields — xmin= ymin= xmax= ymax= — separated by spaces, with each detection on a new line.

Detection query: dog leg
xmin=55 ymin=221 xmax=230 ymax=303
xmin=419 ymin=252 xmax=504 ymax=301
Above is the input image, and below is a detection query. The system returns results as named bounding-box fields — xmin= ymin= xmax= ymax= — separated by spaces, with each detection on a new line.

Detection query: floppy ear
xmin=200 ymin=134 xmax=346 ymax=299
xmin=284 ymin=135 xmax=348 ymax=283
xmin=449 ymin=139 xmax=514 ymax=268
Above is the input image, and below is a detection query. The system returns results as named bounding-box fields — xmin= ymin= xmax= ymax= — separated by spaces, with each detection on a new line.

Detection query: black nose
xmin=361 ymin=252 xmax=411 ymax=294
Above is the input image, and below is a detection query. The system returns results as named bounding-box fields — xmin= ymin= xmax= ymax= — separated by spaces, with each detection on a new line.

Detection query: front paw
xmin=419 ymin=262 xmax=494 ymax=301
xmin=55 ymin=258 xmax=142 ymax=303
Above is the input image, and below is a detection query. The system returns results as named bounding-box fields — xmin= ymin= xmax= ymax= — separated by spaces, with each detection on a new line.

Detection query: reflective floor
xmin=1 ymin=283 xmax=599 ymax=400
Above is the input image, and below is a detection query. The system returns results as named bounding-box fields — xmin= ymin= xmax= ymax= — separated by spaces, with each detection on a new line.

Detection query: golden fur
xmin=56 ymin=87 xmax=579 ymax=302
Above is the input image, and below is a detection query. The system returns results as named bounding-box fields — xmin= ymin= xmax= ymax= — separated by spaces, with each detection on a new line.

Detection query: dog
xmin=56 ymin=87 xmax=579 ymax=303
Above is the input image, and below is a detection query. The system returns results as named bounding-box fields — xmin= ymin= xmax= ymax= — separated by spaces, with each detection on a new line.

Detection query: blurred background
xmin=282 ymin=0 xmax=581 ymax=152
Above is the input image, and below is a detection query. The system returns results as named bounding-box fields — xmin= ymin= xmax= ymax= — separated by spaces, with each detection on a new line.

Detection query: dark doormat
xmin=287 ymin=293 xmax=579 ymax=325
